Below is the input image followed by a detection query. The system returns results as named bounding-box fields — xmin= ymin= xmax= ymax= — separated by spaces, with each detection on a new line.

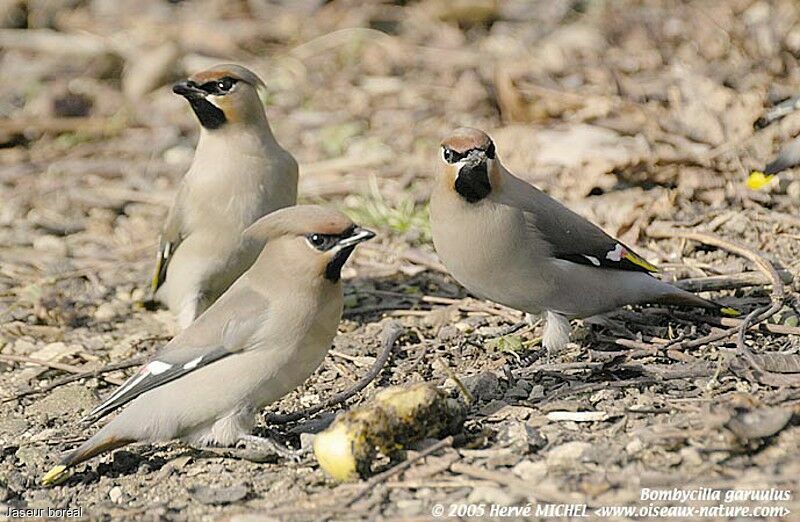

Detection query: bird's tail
xmin=41 ymin=432 xmax=132 ymax=486
xmin=655 ymin=287 xmax=741 ymax=317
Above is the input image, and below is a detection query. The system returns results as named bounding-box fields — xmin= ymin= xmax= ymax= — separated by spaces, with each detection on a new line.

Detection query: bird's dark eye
xmin=309 ymin=234 xmax=324 ymax=247
xmin=442 ymin=148 xmax=457 ymax=163
xmin=216 ymin=77 xmax=236 ymax=92
xmin=306 ymin=233 xmax=336 ymax=251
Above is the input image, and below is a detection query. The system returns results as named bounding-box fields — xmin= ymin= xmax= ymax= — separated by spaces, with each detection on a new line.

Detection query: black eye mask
xmin=305 ymin=225 xmax=356 ymax=252
xmin=442 ymin=141 xmax=496 ymax=163
xmin=195 ymin=77 xmax=238 ymax=96
xmin=304 ymin=225 xmax=366 ymax=282
xmin=305 ymin=226 xmax=359 ymax=282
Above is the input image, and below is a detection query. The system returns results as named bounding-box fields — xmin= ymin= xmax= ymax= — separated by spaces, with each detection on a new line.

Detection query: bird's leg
xmin=542 ymin=311 xmax=571 ymax=362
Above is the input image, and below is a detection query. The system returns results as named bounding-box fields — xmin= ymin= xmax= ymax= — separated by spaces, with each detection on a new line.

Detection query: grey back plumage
xmin=496 ymin=172 xmax=657 ymax=273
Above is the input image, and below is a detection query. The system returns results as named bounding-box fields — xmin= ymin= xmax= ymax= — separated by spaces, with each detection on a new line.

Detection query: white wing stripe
xmin=583 ymin=255 xmax=601 ymax=266
xmin=183 ymin=356 xmax=203 ymax=370
xmin=92 ymin=372 xmax=148 ymax=414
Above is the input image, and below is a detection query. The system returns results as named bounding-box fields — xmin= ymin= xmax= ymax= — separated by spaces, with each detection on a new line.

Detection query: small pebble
xmin=109 ymin=486 xmax=122 ymax=504
xmin=299 ymin=432 xmax=316 ymax=452
xmin=94 ymin=303 xmax=117 ymax=322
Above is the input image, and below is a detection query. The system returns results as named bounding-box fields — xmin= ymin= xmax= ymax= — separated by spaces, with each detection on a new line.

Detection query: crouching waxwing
xmin=153 ymin=64 xmax=298 ymax=329
xmin=430 ymin=127 xmax=739 ymax=352
xmin=43 ymin=206 xmax=374 ymax=485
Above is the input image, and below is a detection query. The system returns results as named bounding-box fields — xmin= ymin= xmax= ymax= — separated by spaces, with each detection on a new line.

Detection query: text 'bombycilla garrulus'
xmin=430 ymin=127 xmax=738 ymax=351
xmin=43 ymin=205 xmax=374 ymax=485
xmin=154 ymin=64 xmax=298 ymax=329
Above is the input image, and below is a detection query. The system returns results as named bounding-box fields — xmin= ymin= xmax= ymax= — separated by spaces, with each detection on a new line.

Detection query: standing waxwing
xmin=430 ymin=127 xmax=738 ymax=352
xmin=43 ymin=206 xmax=374 ymax=485
xmin=154 ymin=64 xmax=298 ymax=328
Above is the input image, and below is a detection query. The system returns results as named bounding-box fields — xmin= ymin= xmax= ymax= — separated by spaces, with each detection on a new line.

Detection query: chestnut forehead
xmin=312 ymin=219 xmax=354 ymax=235
xmin=190 ymin=69 xmax=241 ymax=83
xmin=442 ymin=134 xmax=492 ymax=153
xmin=274 ymin=207 xmax=354 ymax=235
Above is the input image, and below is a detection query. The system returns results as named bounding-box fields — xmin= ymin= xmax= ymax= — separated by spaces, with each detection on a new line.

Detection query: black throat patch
xmin=188 ymin=98 xmax=227 ymax=129
xmin=455 ymin=162 xmax=491 ymax=203
xmin=325 ymin=246 xmax=356 ymax=282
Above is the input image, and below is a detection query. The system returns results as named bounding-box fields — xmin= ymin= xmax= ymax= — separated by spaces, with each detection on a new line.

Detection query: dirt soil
xmin=2 ymin=0 xmax=800 ymax=520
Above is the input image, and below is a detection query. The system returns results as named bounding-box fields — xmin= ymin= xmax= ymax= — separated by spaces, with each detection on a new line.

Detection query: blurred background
xmin=2 ymin=0 xmax=800 ymax=279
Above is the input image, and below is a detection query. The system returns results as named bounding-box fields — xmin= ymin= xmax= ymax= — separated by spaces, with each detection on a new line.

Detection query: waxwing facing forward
xmin=430 ymin=127 xmax=738 ymax=352
xmin=154 ymin=64 xmax=298 ymax=328
xmin=43 ymin=206 xmax=374 ymax=485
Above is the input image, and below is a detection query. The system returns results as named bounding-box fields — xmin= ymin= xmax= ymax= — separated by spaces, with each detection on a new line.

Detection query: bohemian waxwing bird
xmin=153 ymin=64 xmax=298 ymax=329
xmin=42 ymin=206 xmax=374 ymax=485
xmin=429 ymin=127 xmax=739 ymax=353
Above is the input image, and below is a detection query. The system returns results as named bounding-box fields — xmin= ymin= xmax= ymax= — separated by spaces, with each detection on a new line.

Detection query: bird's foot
xmin=202 ymin=435 xmax=299 ymax=463
xmin=494 ymin=315 xmax=543 ymax=367
xmin=235 ymin=435 xmax=301 ymax=463
xmin=516 ymin=350 xmax=543 ymax=367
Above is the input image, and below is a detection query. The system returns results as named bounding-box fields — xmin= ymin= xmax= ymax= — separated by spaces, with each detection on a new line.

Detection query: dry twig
xmin=1 ymin=357 xmax=145 ymax=404
xmin=646 ymin=226 xmax=786 ymax=363
xmin=1 ymin=336 xmax=169 ymax=403
xmin=673 ymin=312 xmax=800 ymax=336
xmin=673 ymin=270 xmax=792 ymax=293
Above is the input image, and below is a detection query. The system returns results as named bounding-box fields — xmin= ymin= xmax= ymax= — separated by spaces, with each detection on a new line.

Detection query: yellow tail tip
xmin=623 ymin=252 xmax=659 ymax=272
xmin=721 ymin=306 xmax=741 ymax=317
xmin=41 ymin=465 xmax=69 ymax=486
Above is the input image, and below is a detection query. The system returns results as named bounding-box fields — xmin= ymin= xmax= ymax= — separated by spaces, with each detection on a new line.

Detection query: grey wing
xmin=89 ymin=287 xmax=269 ymax=420
xmin=151 ymin=186 xmax=187 ymax=293
xmin=501 ymin=173 xmax=658 ymax=273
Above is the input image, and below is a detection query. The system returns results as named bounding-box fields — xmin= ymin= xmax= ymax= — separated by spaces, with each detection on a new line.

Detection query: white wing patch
xmin=99 ymin=373 xmax=147 ymax=407
xmin=183 ymin=356 xmax=203 ymax=370
xmin=605 ymin=244 xmax=625 ymax=262
xmin=146 ymin=360 xmax=173 ymax=375
xmin=583 ymin=255 xmax=601 ymax=266
xmin=88 ymin=362 xmax=167 ymax=417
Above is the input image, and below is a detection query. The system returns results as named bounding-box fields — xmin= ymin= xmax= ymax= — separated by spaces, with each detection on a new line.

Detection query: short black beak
xmin=337 ymin=227 xmax=375 ymax=248
xmin=463 ymin=149 xmax=486 ymax=167
xmin=172 ymin=80 xmax=206 ymax=99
